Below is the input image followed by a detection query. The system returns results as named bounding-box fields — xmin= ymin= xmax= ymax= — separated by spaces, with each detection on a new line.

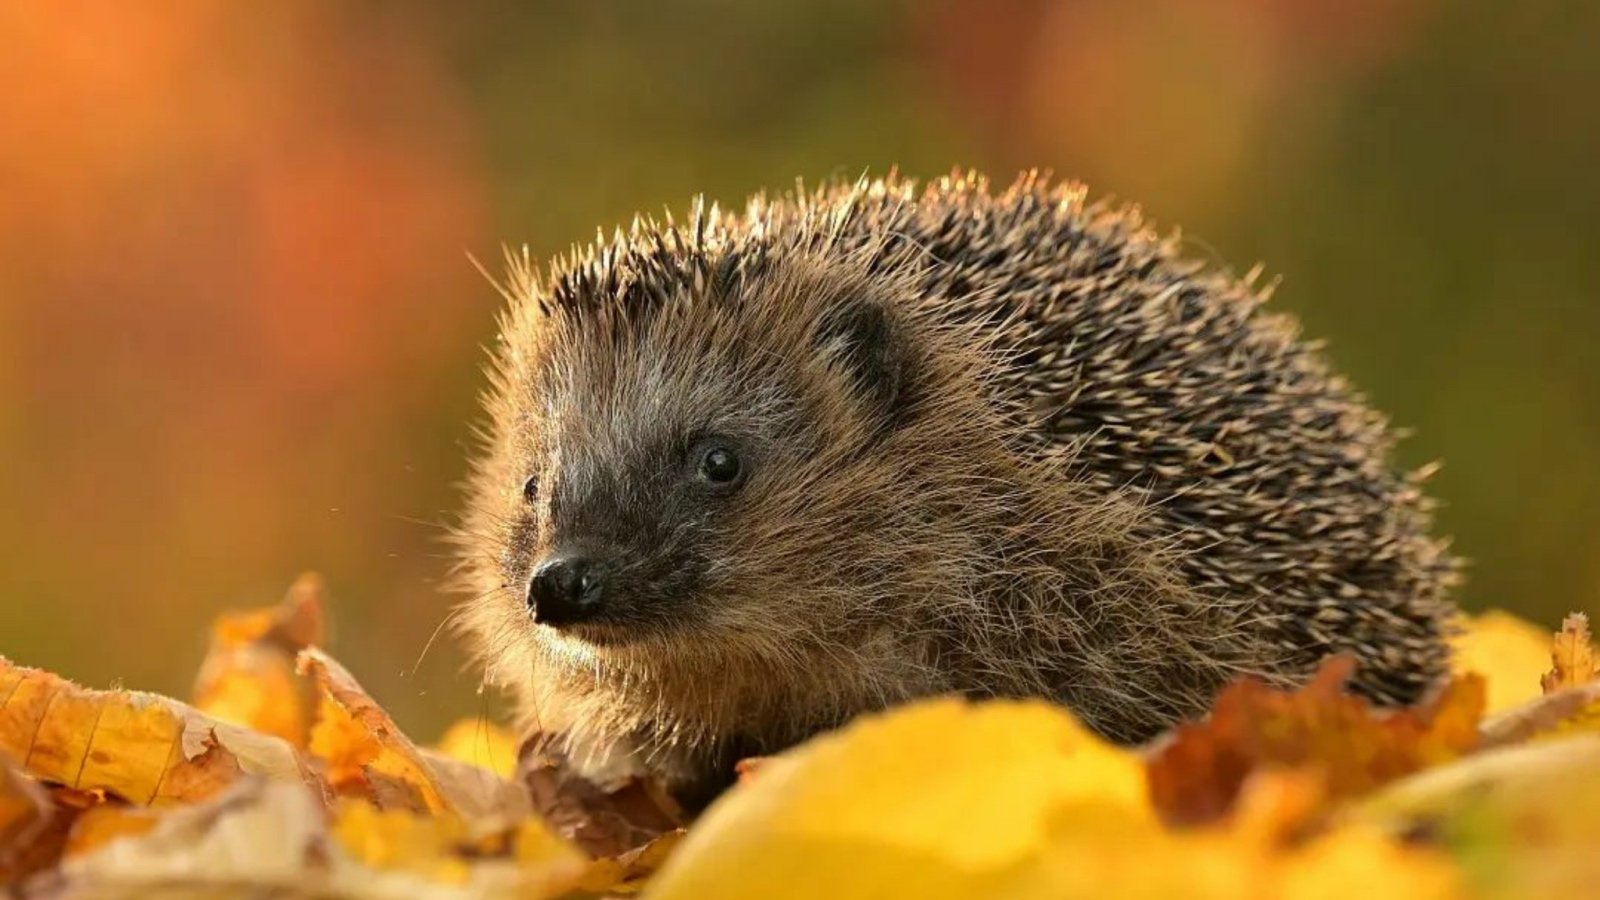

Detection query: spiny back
xmin=742 ymin=169 xmax=1459 ymax=701
xmin=622 ymin=169 xmax=1458 ymax=705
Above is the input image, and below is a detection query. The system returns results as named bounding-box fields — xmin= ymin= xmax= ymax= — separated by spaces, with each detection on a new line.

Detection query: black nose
xmin=527 ymin=553 xmax=606 ymax=627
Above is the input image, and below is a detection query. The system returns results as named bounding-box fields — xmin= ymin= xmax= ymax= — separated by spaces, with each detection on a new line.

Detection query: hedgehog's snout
xmin=527 ymin=550 xmax=608 ymax=627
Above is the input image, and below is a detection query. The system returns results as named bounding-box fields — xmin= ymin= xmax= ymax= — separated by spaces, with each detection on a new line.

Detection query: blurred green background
xmin=2 ymin=0 xmax=1596 ymax=737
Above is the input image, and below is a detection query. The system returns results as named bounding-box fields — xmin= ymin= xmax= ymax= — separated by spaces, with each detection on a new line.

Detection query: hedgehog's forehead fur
xmin=512 ymin=242 xmax=951 ymax=469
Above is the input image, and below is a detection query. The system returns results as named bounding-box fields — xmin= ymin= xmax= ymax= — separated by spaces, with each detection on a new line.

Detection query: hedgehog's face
xmin=477 ymin=255 xmax=962 ymax=675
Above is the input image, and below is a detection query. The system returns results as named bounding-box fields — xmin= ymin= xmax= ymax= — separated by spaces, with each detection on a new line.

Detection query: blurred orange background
xmin=2 ymin=0 xmax=1596 ymax=736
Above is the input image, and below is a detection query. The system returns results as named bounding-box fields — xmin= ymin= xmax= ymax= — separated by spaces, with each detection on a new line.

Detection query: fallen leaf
xmin=330 ymin=798 xmax=586 ymax=896
xmin=519 ymin=737 xmax=685 ymax=859
xmin=192 ymin=572 xmax=327 ymax=745
xmin=434 ymin=719 xmax=518 ymax=781
xmin=574 ymin=828 xmax=686 ymax=895
xmin=0 ymin=658 xmax=318 ymax=808
xmin=49 ymin=778 xmax=329 ymax=898
xmin=61 ymin=803 xmax=162 ymax=859
xmin=301 ymin=650 xmax=529 ymax=824
xmin=647 ymin=698 xmax=1160 ymax=900
xmin=1225 ymin=768 xmax=1330 ymax=848
xmin=417 ymin=747 xmax=532 ymax=827
xmin=1147 ymin=655 xmax=1484 ymax=827
xmin=1479 ymin=680 xmax=1600 ymax=747
xmin=43 ymin=773 xmax=585 ymax=898
xmin=1541 ymin=612 xmax=1597 ymax=694
xmin=1356 ymin=733 xmax=1600 ymax=895
xmin=733 ymin=756 xmax=770 ymax=784
xmin=1 ymin=760 xmax=62 ymax=884
xmin=1451 ymin=610 xmax=1553 ymax=714
xmin=303 ymin=649 xmax=451 ymax=815
xmin=1271 ymin=823 xmax=1464 ymax=900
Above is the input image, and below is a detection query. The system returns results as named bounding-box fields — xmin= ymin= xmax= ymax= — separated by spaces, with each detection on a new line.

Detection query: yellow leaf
xmin=1452 ymin=610 xmax=1552 ymax=714
xmin=1541 ymin=612 xmax=1597 ymax=694
xmin=0 ymin=658 xmax=314 ymax=807
xmin=330 ymin=800 xmax=588 ymax=896
xmin=331 ymin=799 xmax=474 ymax=885
xmin=647 ymin=697 xmax=1157 ymax=900
xmin=433 ymin=719 xmax=519 ymax=781
xmin=1274 ymin=825 xmax=1464 ymax=900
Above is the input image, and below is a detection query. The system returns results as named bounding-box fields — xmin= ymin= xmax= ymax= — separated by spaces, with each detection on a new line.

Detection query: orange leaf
xmin=301 ymin=649 xmax=447 ymax=815
xmin=733 ymin=756 xmax=771 ymax=784
xmin=1541 ymin=612 xmax=1597 ymax=694
xmin=192 ymin=573 xmax=327 ymax=746
xmin=1146 ymin=655 xmax=1485 ymax=827
xmin=300 ymin=649 xmax=529 ymax=824
xmin=62 ymin=803 xmax=162 ymax=859
xmin=0 ymin=657 xmax=319 ymax=808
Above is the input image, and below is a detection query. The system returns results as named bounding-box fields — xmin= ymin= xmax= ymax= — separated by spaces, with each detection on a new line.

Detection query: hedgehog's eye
xmin=521 ymin=475 xmax=539 ymax=503
xmin=692 ymin=440 xmax=745 ymax=492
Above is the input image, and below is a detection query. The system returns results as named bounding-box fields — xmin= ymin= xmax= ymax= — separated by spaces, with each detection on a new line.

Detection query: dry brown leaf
xmin=1 ymin=760 xmax=62 ymax=884
xmin=1146 ymin=655 xmax=1485 ymax=827
xmin=192 ymin=572 xmax=327 ymax=745
xmin=1480 ymin=679 xmax=1600 ymax=747
xmin=1541 ymin=612 xmax=1597 ymax=694
xmin=416 ymin=747 xmax=532 ymax=827
xmin=0 ymin=658 xmax=318 ymax=808
xmin=519 ymin=738 xmax=685 ymax=859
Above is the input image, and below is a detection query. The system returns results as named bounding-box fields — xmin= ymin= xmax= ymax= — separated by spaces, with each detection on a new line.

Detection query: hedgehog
xmin=455 ymin=170 xmax=1458 ymax=807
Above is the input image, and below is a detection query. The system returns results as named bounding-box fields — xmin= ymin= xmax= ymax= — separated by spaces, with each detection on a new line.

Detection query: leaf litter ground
xmin=2 ymin=578 xmax=1597 ymax=898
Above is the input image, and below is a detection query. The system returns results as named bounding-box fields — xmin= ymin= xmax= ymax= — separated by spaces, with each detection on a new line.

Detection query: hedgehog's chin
xmin=535 ymin=616 xmax=661 ymax=652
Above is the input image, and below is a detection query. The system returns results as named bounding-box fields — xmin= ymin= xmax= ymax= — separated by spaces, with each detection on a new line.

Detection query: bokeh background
xmin=2 ymin=0 xmax=1596 ymax=737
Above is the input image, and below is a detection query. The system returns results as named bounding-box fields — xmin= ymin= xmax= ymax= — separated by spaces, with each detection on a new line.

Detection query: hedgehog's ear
xmin=814 ymin=298 xmax=906 ymax=428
